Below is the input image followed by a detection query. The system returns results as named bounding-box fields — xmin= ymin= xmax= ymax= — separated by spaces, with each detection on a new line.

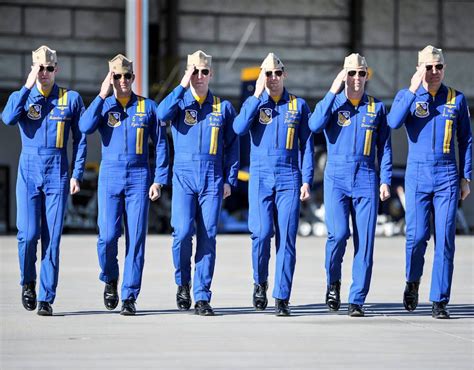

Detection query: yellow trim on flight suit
xmin=135 ymin=97 xmax=145 ymax=154
xmin=363 ymin=96 xmax=376 ymax=156
xmin=443 ymin=88 xmax=456 ymax=153
xmin=56 ymin=121 xmax=65 ymax=148
xmin=285 ymin=95 xmax=298 ymax=149
xmin=209 ymin=97 xmax=221 ymax=155
xmin=55 ymin=88 xmax=68 ymax=148
xmin=136 ymin=128 xmax=144 ymax=154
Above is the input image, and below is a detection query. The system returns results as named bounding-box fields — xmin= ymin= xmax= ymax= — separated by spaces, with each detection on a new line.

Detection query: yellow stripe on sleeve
xmin=136 ymin=128 xmax=144 ymax=154
xmin=56 ymin=121 xmax=65 ymax=148
xmin=443 ymin=120 xmax=453 ymax=153
xmin=363 ymin=129 xmax=373 ymax=156
xmin=209 ymin=127 xmax=219 ymax=155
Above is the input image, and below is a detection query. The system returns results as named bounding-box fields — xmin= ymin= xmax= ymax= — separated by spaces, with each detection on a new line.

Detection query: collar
xmin=415 ymin=83 xmax=446 ymax=97
xmin=184 ymin=88 xmax=213 ymax=106
xmin=31 ymin=84 xmax=59 ymax=98
xmin=335 ymin=90 xmax=369 ymax=107
xmin=261 ymin=88 xmax=290 ymax=104
xmin=112 ymin=92 xmax=137 ymax=108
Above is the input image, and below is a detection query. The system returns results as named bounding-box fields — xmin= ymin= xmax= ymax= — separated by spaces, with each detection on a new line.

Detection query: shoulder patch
xmin=184 ymin=109 xmax=198 ymax=125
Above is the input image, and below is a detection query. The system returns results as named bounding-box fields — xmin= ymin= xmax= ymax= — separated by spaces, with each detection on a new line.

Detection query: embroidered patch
xmin=27 ymin=104 xmax=42 ymax=120
xmin=107 ymin=112 xmax=122 ymax=127
xmin=259 ymin=108 xmax=273 ymax=124
xmin=415 ymin=102 xmax=429 ymax=118
xmin=184 ymin=109 xmax=198 ymax=125
xmin=337 ymin=111 xmax=351 ymax=127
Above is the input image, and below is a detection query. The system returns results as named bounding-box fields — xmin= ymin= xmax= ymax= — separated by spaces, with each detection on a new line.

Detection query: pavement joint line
xmin=366 ymin=308 xmax=474 ymax=343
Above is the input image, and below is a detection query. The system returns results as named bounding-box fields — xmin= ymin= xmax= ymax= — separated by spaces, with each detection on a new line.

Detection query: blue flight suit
xmin=388 ymin=84 xmax=472 ymax=303
xmin=79 ymin=93 xmax=169 ymax=301
xmin=157 ymin=85 xmax=239 ymax=303
xmin=3 ymin=84 xmax=87 ymax=303
xmin=310 ymin=91 xmax=392 ymax=305
xmin=233 ymin=89 xmax=314 ymax=300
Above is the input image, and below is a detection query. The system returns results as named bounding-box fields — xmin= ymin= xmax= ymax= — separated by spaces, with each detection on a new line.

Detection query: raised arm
xmin=2 ymin=65 xmax=40 ymax=125
xmin=309 ymin=69 xmax=346 ymax=133
xmin=79 ymin=72 xmax=112 ymax=134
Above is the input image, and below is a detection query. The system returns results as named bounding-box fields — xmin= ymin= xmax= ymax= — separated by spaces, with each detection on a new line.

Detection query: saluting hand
xmin=300 ymin=183 xmax=311 ymax=201
xmin=180 ymin=66 xmax=195 ymax=89
xmin=329 ymin=69 xmax=346 ymax=94
xmin=460 ymin=179 xmax=470 ymax=200
xmin=70 ymin=178 xmax=81 ymax=195
xmin=149 ymin=183 xmax=162 ymax=201
xmin=253 ymin=69 xmax=266 ymax=98
xmin=409 ymin=65 xmax=425 ymax=94
xmin=223 ymin=183 xmax=232 ymax=199
xmin=379 ymin=184 xmax=391 ymax=201
xmin=99 ymin=72 xmax=113 ymax=99
xmin=25 ymin=65 xmax=40 ymax=90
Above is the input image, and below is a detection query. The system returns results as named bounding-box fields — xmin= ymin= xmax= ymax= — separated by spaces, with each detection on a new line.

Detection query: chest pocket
xmin=135 ymin=97 xmax=146 ymax=154
xmin=285 ymin=95 xmax=298 ymax=150
xmin=363 ymin=96 xmax=376 ymax=156
xmin=55 ymin=88 xmax=68 ymax=148
xmin=209 ymin=96 xmax=221 ymax=155
xmin=443 ymin=88 xmax=456 ymax=154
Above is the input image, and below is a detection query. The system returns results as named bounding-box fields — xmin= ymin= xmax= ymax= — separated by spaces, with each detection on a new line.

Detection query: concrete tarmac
xmin=0 ymin=235 xmax=473 ymax=369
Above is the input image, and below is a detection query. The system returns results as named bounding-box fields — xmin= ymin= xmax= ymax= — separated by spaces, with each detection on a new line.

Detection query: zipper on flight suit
xmin=353 ymin=105 xmax=358 ymax=154
xmin=198 ymin=102 xmax=202 ymax=152
xmin=123 ymin=103 xmax=128 ymax=154
xmin=431 ymin=95 xmax=435 ymax=152
xmin=274 ymin=101 xmax=279 ymax=149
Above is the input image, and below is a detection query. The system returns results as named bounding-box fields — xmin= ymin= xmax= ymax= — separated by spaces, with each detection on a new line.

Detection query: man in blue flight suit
xmin=3 ymin=45 xmax=87 ymax=316
xmin=79 ymin=54 xmax=169 ymax=316
xmin=309 ymin=53 xmax=392 ymax=317
xmin=233 ymin=53 xmax=314 ymax=316
xmin=388 ymin=45 xmax=472 ymax=319
xmin=157 ymin=50 xmax=239 ymax=316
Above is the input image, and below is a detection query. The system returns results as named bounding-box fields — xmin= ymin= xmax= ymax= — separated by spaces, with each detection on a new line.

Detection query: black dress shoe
xmin=22 ymin=281 xmax=37 ymax=311
xmin=348 ymin=303 xmax=365 ymax=317
xmin=403 ymin=281 xmax=420 ymax=311
xmin=432 ymin=301 xmax=450 ymax=319
xmin=176 ymin=284 xmax=192 ymax=311
xmin=253 ymin=282 xmax=268 ymax=311
xmin=37 ymin=301 xmax=53 ymax=316
xmin=275 ymin=299 xmax=291 ymax=316
xmin=120 ymin=299 xmax=136 ymax=316
xmin=325 ymin=281 xmax=341 ymax=311
xmin=104 ymin=280 xmax=119 ymax=310
xmin=194 ymin=300 xmax=214 ymax=316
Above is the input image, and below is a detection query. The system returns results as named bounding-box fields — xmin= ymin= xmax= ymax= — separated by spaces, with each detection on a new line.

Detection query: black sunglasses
xmin=39 ymin=65 xmax=55 ymax=72
xmin=347 ymin=70 xmax=367 ymax=77
xmin=192 ymin=68 xmax=210 ymax=76
xmin=113 ymin=73 xmax=133 ymax=80
xmin=425 ymin=64 xmax=444 ymax=71
xmin=265 ymin=70 xmax=284 ymax=77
